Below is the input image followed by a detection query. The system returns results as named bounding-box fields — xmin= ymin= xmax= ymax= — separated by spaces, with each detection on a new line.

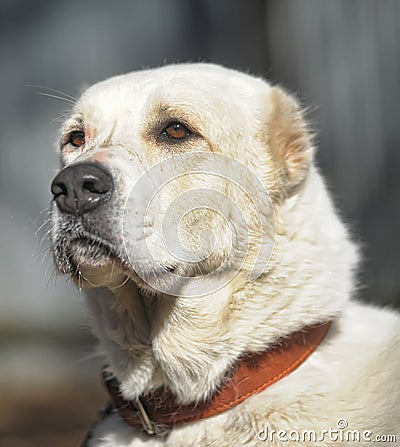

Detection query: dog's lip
xmin=69 ymin=234 xmax=116 ymax=253
xmin=64 ymin=233 xmax=123 ymax=271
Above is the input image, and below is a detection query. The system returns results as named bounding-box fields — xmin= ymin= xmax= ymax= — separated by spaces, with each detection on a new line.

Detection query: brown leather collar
xmin=102 ymin=321 xmax=331 ymax=436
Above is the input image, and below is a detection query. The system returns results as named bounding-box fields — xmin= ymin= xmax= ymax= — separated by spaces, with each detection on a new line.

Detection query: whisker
xmin=45 ymin=268 xmax=58 ymax=291
xmin=33 ymin=246 xmax=48 ymax=264
xmin=109 ymin=275 xmax=130 ymax=290
xmin=49 ymin=111 xmax=71 ymax=126
xmin=34 ymin=91 xmax=76 ymax=105
xmin=34 ymin=220 xmax=49 ymax=236
xmin=78 ymin=269 xmax=100 ymax=288
xmin=26 ymin=84 xmax=77 ymax=102
xmin=75 ymin=351 xmax=103 ymax=365
xmin=109 ymin=260 xmax=115 ymax=281
xmin=38 ymin=206 xmax=52 ymax=216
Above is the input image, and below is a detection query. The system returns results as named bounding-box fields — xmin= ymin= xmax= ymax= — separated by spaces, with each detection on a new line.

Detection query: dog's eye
xmin=162 ymin=122 xmax=190 ymax=140
xmin=68 ymin=131 xmax=85 ymax=147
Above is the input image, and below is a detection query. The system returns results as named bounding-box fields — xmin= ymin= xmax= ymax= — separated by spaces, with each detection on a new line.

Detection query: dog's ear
xmin=266 ymin=86 xmax=314 ymax=197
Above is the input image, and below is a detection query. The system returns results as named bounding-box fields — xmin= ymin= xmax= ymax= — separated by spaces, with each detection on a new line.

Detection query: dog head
xmin=49 ymin=64 xmax=361 ymax=402
xmin=50 ymin=63 xmax=314 ymax=297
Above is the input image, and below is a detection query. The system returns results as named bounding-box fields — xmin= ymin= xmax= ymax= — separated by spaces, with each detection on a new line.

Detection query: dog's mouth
xmin=67 ymin=237 xmax=116 ymax=269
xmin=55 ymin=232 xmax=168 ymax=290
xmin=52 ymin=230 xmax=129 ymax=287
xmin=52 ymin=217 xmax=217 ymax=294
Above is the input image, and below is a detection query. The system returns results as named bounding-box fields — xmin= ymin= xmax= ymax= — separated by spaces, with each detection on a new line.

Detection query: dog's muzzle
xmin=51 ymin=162 xmax=114 ymax=215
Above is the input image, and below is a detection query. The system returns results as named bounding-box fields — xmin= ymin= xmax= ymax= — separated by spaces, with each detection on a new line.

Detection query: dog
xmin=50 ymin=63 xmax=399 ymax=446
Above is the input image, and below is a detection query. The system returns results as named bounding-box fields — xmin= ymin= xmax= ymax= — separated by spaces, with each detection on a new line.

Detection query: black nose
xmin=51 ymin=162 xmax=114 ymax=215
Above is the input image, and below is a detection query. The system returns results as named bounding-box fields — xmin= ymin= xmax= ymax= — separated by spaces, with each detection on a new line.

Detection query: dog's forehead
xmin=77 ymin=64 xmax=270 ymax=118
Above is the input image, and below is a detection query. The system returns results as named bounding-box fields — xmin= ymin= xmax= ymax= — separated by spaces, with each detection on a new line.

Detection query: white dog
xmin=50 ymin=64 xmax=399 ymax=446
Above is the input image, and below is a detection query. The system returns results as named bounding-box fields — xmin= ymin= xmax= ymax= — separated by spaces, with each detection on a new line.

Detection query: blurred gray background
xmin=0 ymin=1 xmax=399 ymax=445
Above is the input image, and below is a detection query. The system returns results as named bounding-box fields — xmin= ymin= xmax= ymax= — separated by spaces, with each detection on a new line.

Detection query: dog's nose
xmin=51 ymin=162 xmax=114 ymax=215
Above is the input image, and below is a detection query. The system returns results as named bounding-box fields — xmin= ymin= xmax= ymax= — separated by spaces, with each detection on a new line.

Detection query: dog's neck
xmin=85 ymin=168 xmax=358 ymax=404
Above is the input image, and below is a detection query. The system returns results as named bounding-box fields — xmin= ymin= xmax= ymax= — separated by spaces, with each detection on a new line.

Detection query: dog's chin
xmin=64 ymin=238 xmax=128 ymax=289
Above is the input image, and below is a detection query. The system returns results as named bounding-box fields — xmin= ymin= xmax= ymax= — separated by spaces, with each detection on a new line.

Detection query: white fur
xmin=50 ymin=64 xmax=400 ymax=446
